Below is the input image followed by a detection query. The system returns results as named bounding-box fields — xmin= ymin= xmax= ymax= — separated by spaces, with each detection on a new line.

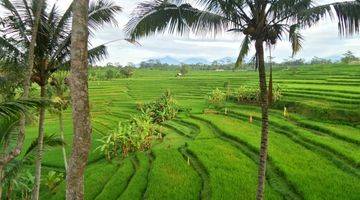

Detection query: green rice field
xmin=27 ymin=64 xmax=359 ymax=199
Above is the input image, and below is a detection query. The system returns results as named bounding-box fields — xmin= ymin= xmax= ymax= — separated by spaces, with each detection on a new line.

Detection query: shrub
xmin=232 ymin=85 xmax=282 ymax=104
xmin=137 ymin=90 xmax=182 ymax=123
xmin=272 ymin=84 xmax=282 ymax=102
xmin=234 ymin=86 xmax=260 ymax=103
xmin=45 ymin=171 xmax=64 ymax=193
xmin=97 ymin=91 xmax=183 ymax=161
xmin=120 ymin=66 xmax=135 ymax=78
xmin=5 ymin=170 xmax=34 ymax=199
xmin=207 ymin=88 xmax=226 ymax=108
xmin=96 ymin=114 xmax=162 ymax=160
xmin=180 ymin=65 xmax=189 ymax=76
xmin=105 ymin=68 xmax=116 ymax=80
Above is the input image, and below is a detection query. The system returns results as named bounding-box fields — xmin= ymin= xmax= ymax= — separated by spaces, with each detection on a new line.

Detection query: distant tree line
xmin=113 ymin=51 xmax=360 ymax=71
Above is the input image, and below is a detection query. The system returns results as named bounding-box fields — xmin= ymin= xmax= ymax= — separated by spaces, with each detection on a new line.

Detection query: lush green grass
xmin=95 ymin=158 xmax=134 ymax=200
xmin=196 ymin=114 xmax=360 ymax=199
xmin=27 ymin=64 xmax=359 ymax=199
xmin=119 ymin=153 xmax=150 ymax=200
xmin=144 ymin=131 xmax=201 ymax=200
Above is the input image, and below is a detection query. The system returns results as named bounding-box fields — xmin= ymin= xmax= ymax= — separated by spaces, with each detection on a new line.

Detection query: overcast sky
xmin=2 ymin=0 xmax=360 ymax=65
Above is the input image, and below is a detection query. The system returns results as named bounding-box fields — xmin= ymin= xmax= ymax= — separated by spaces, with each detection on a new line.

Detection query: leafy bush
xmin=272 ymin=84 xmax=282 ymax=102
xmin=233 ymin=85 xmax=282 ymax=103
xmin=180 ymin=65 xmax=189 ymax=76
xmin=89 ymin=67 xmax=123 ymax=81
xmin=1 ymin=169 xmax=34 ymax=200
xmin=105 ymin=68 xmax=116 ymax=80
xmin=120 ymin=66 xmax=135 ymax=78
xmin=45 ymin=171 xmax=64 ymax=193
xmin=137 ymin=90 xmax=182 ymax=123
xmin=96 ymin=91 xmax=183 ymax=161
xmin=96 ymin=114 xmax=162 ymax=160
xmin=207 ymin=88 xmax=226 ymax=108
xmin=234 ymin=86 xmax=260 ymax=103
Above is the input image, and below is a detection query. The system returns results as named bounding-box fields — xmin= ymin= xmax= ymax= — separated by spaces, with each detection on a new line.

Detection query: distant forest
xmin=96 ymin=51 xmax=360 ymax=71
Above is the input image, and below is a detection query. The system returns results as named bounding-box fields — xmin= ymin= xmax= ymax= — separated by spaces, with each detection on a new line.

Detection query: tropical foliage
xmin=96 ymin=114 xmax=161 ymax=160
xmin=137 ymin=90 xmax=183 ymax=123
xmin=207 ymin=88 xmax=226 ymax=108
xmin=1 ymin=116 xmax=64 ymax=199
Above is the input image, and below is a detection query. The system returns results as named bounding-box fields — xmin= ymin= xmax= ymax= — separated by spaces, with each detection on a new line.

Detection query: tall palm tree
xmin=125 ymin=0 xmax=360 ymax=199
xmin=0 ymin=0 xmax=121 ymax=198
xmin=0 ymin=2 xmax=44 ymax=193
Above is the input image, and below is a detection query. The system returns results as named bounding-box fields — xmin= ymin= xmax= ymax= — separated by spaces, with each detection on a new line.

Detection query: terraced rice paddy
xmin=28 ymin=64 xmax=359 ymax=199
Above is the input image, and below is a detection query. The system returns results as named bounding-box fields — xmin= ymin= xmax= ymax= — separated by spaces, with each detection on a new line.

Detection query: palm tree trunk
xmin=255 ymin=52 xmax=259 ymax=71
xmin=268 ymin=45 xmax=273 ymax=105
xmin=255 ymin=40 xmax=270 ymax=200
xmin=66 ymin=0 xmax=92 ymax=199
xmin=59 ymin=111 xmax=68 ymax=171
xmin=268 ymin=66 xmax=273 ymax=105
xmin=0 ymin=0 xmax=44 ymax=171
xmin=0 ymin=165 xmax=3 ymax=200
xmin=32 ymin=85 xmax=46 ymax=200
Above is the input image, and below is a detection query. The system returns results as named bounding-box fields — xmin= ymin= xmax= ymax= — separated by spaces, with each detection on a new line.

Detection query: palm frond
xmin=332 ymin=1 xmax=360 ymax=35
xmin=0 ymin=0 xmax=30 ymax=44
xmin=0 ymin=117 xmax=19 ymax=146
xmin=88 ymin=0 xmax=122 ymax=31
xmin=0 ymin=99 xmax=43 ymax=119
xmin=21 ymin=0 xmax=33 ymax=26
xmin=197 ymin=0 xmax=247 ymax=23
xmin=235 ymin=35 xmax=251 ymax=68
xmin=0 ymin=36 xmax=25 ymax=64
xmin=25 ymin=134 xmax=65 ymax=156
xmin=270 ymin=0 xmax=313 ymax=22
xmin=125 ymin=0 xmax=229 ymax=39
xmin=297 ymin=1 xmax=360 ymax=35
xmin=3 ymin=134 xmax=64 ymax=183
xmin=2 ymin=158 xmax=23 ymax=183
xmin=88 ymin=44 xmax=108 ymax=64
xmin=289 ymin=24 xmax=303 ymax=56
xmin=53 ymin=44 xmax=108 ymax=71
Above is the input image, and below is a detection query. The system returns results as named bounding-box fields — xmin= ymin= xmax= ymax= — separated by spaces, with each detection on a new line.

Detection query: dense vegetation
xmin=13 ymin=64 xmax=358 ymax=199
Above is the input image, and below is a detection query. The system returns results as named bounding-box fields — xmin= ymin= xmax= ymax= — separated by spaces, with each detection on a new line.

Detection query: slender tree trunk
xmin=0 ymin=0 xmax=44 ymax=172
xmin=268 ymin=65 xmax=273 ymax=104
xmin=6 ymin=183 xmax=12 ymax=200
xmin=32 ymin=85 xmax=46 ymax=200
xmin=59 ymin=111 xmax=68 ymax=171
xmin=268 ymin=46 xmax=273 ymax=105
xmin=66 ymin=0 xmax=92 ymax=199
xmin=255 ymin=40 xmax=270 ymax=200
xmin=255 ymin=52 xmax=259 ymax=71
xmin=0 ymin=165 xmax=3 ymax=200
